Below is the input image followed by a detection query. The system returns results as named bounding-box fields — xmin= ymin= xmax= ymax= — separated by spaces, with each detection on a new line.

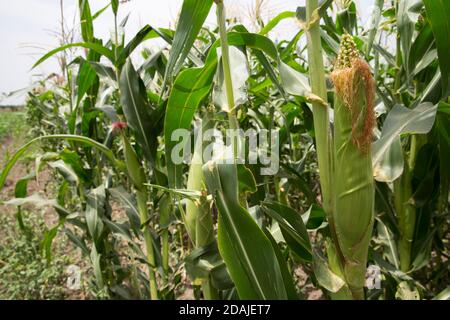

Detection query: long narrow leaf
xmin=164 ymin=0 xmax=214 ymax=82
xmin=32 ymin=43 xmax=114 ymax=69
xmin=203 ymin=162 xmax=288 ymax=299
xmin=423 ymin=0 xmax=450 ymax=94
xmin=119 ymin=59 xmax=156 ymax=163
xmin=0 ymin=135 xmax=116 ymax=191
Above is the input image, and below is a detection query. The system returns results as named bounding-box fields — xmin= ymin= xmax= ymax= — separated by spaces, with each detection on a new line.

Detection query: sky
xmin=0 ymin=0 xmax=373 ymax=105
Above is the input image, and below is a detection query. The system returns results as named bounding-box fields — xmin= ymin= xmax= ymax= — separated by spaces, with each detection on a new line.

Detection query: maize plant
xmin=0 ymin=0 xmax=448 ymax=301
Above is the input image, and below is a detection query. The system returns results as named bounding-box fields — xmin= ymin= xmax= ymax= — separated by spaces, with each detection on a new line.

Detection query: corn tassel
xmin=331 ymin=34 xmax=375 ymax=299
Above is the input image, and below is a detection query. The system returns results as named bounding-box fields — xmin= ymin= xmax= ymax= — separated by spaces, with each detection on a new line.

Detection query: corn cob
xmin=186 ymin=109 xmax=215 ymax=248
xmin=331 ymin=33 xmax=375 ymax=300
xmin=185 ymin=108 xmax=217 ymax=299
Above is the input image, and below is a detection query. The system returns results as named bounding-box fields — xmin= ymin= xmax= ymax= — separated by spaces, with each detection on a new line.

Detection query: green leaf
xmin=147 ymin=184 xmax=203 ymax=200
xmin=410 ymin=227 xmax=436 ymax=271
xmin=85 ymin=185 xmax=106 ymax=243
xmin=93 ymin=3 xmax=111 ymax=20
xmin=184 ymin=241 xmax=233 ymax=290
xmin=119 ymin=59 xmax=156 ymax=163
xmin=410 ymin=49 xmax=438 ymax=78
xmin=237 ymin=165 xmax=257 ymax=194
xmin=111 ymin=0 xmax=119 ymax=15
xmin=2 ymin=194 xmax=70 ymax=216
xmin=312 ymin=247 xmax=346 ymax=293
xmin=253 ymin=49 xmax=287 ymax=99
xmin=158 ymin=193 xmax=173 ymax=229
xmin=165 ymin=64 xmax=216 ymax=188
xmin=301 ymin=204 xmax=327 ymax=230
xmin=213 ymin=46 xmax=250 ymax=112
xmin=14 ymin=172 xmax=36 ymax=198
xmin=376 ymin=219 xmax=400 ymax=269
xmin=32 ymin=42 xmax=114 ymax=69
xmin=65 ymin=228 xmax=89 ymax=255
xmin=75 ymin=50 xmax=100 ymax=108
xmin=373 ymin=102 xmax=438 ymax=181
xmin=224 ymin=33 xmax=310 ymax=96
xmin=3 ymin=194 xmax=56 ymax=207
xmin=108 ymin=187 xmax=141 ymax=234
xmin=396 ymin=0 xmax=423 ymax=77
xmin=222 ymin=24 xmax=288 ymax=99
xmin=365 ymin=0 xmax=384 ymax=55
xmin=90 ymin=245 xmax=105 ymax=289
xmin=117 ymin=25 xmax=154 ymax=68
xmin=373 ymin=137 xmax=404 ymax=183
xmin=103 ymin=219 xmax=133 ymax=241
xmin=203 ymin=162 xmax=288 ymax=299
xmin=164 ymin=0 xmax=213 ymax=82
xmin=261 ymin=201 xmax=312 ymax=262
xmin=336 ymin=1 xmax=357 ymax=34
xmin=423 ymin=0 xmax=450 ymax=95
xmin=408 ymin=22 xmax=434 ymax=74
xmin=433 ymin=287 xmax=450 ymax=300
xmin=88 ymin=61 xmax=117 ymax=84
xmin=41 ymin=224 xmax=60 ymax=262
xmin=48 ymin=160 xmax=79 ymax=185
xmin=262 ymin=228 xmax=300 ymax=300
xmin=59 ymin=148 xmax=90 ymax=183
xmin=259 ymin=11 xmax=295 ymax=35
xmin=278 ymin=61 xmax=311 ymax=97
xmin=296 ymin=0 xmax=333 ymax=24
xmin=436 ymin=113 xmax=450 ymax=209
xmin=79 ymin=0 xmax=94 ymax=43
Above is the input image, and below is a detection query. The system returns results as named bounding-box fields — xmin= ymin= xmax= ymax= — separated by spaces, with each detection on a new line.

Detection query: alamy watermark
xmin=171 ymin=128 xmax=280 ymax=175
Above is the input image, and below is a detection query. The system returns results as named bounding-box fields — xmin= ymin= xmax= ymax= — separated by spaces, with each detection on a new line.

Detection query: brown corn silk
xmin=331 ymin=34 xmax=375 ymax=299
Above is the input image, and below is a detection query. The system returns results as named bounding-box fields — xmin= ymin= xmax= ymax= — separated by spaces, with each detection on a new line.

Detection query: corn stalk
xmin=122 ymin=134 xmax=159 ymax=300
xmin=216 ymin=0 xmax=239 ymax=152
xmin=305 ymin=0 xmax=333 ymax=216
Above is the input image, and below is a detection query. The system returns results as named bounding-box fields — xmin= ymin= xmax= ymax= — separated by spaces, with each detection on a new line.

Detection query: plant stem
xmin=113 ymin=12 xmax=121 ymax=83
xmin=394 ymin=168 xmax=414 ymax=272
xmin=137 ymin=190 xmax=159 ymax=300
xmin=305 ymin=1 xmax=349 ymax=294
xmin=394 ymin=134 xmax=425 ymax=272
xmin=216 ymin=0 xmax=239 ymax=157
xmin=305 ymin=0 xmax=333 ymax=220
xmin=161 ymin=229 xmax=169 ymax=274
xmin=216 ymin=1 xmax=235 ymax=115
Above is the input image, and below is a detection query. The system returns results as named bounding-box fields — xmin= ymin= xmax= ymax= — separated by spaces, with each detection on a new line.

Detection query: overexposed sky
xmin=0 ymin=0 xmax=373 ymax=105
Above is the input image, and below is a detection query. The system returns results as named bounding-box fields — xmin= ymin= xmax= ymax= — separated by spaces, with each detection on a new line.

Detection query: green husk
xmin=185 ymin=108 xmax=217 ymax=298
xmin=331 ymin=34 xmax=375 ymax=299
xmin=186 ymin=109 xmax=215 ymax=248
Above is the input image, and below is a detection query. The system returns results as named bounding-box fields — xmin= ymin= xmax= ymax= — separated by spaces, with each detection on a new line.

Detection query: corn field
xmin=0 ymin=0 xmax=449 ymax=301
